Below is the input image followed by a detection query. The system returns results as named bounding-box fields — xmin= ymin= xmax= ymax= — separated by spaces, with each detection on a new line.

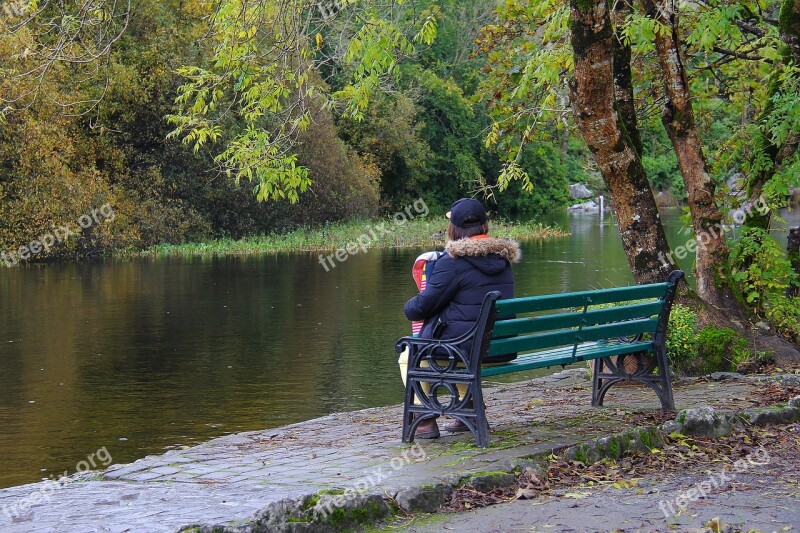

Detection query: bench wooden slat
xmin=493 ymin=339 xmax=644 ymax=361
xmin=487 ymin=317 xmax=659 ymax=356
xmin=495 ymin=283 xmax=671 ymax=315
xmin=481 ymin=340 xmax=654 ymax=376
xmin=492 ymin=301 xmax=664 ymax=337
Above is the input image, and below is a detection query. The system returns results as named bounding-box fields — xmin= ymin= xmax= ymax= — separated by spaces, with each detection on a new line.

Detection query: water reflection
xmin=0 ymin=207 xmax=797 ymax=488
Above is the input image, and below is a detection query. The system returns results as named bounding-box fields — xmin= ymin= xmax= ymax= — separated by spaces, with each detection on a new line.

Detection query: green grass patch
xmin=134 ymin=218 xmax=569 ymax=258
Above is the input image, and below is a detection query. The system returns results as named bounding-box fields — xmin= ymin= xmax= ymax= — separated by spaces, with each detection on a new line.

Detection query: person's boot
xmin=445 ymin=399 xmax=485 ymax=432
xmin=414 ymin=416 xmax=440 ymax=439
xmin=444 ymin=418 xmax=470 ymax=433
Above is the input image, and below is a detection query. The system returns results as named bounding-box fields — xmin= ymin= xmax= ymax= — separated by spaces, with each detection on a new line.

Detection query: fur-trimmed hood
xmin=445 ymin=236 xmax=522 ymax=263
xmin=405 ymin=235 xmax=516 ymax=355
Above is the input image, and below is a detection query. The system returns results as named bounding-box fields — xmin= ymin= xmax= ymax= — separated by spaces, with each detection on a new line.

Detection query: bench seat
xmin=481 ymin=340 xmax=654 ymax=377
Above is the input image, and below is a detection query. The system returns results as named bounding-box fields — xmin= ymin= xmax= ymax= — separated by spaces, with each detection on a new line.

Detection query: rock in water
xmin=569 ymin=183 xmax=593 ymax=199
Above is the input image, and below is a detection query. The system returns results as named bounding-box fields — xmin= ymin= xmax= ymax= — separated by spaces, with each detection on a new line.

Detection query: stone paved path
xmin=0 ymin=370 xmax=769 ymax=532
xmin=400 ymin=424 xmax=800 ymax=533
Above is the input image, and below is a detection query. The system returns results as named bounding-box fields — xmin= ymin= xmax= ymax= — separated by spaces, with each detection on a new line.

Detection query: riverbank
xmin=1 ymin=369 xmax=798 ymax=532
xmin=136 ymin=218 xmax=569 ymax=258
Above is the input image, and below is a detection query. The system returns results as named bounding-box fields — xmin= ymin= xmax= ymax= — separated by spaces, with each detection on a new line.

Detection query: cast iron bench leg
xmin=591 ymin=350 xmax=675 ymax=412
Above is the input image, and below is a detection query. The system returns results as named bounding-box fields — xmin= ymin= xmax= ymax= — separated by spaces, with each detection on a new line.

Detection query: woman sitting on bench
xmin=400 ymin=198 xmax=521 ymax=439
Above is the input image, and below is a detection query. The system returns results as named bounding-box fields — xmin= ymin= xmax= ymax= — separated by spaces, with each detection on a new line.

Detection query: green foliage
xmin=138 ymin=217 xmax=568 ymax=258
xmin=664 ymin=304 xmax=699 ymax=376
xmin=695 ymin=326 xmax=742 ymax=374
xmin=165 ymin=2 xmax=317 ymax=203
xmin=2 ymin=0 xmax=798 ymax=270
xmin=760 ymin=68 xmax=800 ymax=203
xmin=666 ymin=309 xmax=754 ymax=376
xmin=731 ymin=226 xmax=800 ymax=341
xmin=0 ymin=0 xmax=590 ymax=263
xmin=0 ymin=0 xmax=131 ymax=117
xmin=0 ymin=0 xmax=393 ymax=260
xmin=398 ymin=64 xmax=487 ymax=211
xmin=291 ymin=101 xmax=381 ymax=223
xmin=413 ymin=0 xmax=493 ymax=93
xmin=0 ymin=107 xmax=139 ymax=258
xmin=334 ymin=16 xmax=417 ymax=120
xmin=472 ymin=0 xmax=798 ymax=221
xmin=493 ymin=142 xmax=573 ymax=219
xmin=730 ymin=228 xmax=797 ymax=303
xmin=683 ymin=0 xmax=799 ymax=214
xmin=464 ymin=2 xmax=607 ymax=199
xmin=163 ymin=1 xmax=441 ymax=204
xmin=474 ymin=0 xmax=573 ymax=187
xmin=692 ymin=326 xmax=771 ymax=374
xmin=729 ymin=227 xmax=800 ymax=341
xmin=581 ymin=301 xmax=761 ymax=377
xmin=760 ymin=293 xmax=800 ymax=343
xmin=336 ymin=91 xmax=429 ymax=209
xmin=640 ymin=121 xmax=684 ymax=199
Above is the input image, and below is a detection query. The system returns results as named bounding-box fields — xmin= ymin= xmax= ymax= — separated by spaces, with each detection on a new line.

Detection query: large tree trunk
xmin=782 ymin=0 xmax=800 ymax=54
xmin=789 ymin=228 xmax=800 ymax=297
xmin=610 ymin=0 xmax=644 ymax=158
xmin=640 ymin=0 xmax=744 ymax=316
xmin=568 ymin=0 xmax=678 ymax=284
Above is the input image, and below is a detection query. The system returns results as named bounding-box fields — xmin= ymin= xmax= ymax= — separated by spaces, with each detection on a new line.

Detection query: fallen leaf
xmin=515 ymin=486 xmax=539 ymax=500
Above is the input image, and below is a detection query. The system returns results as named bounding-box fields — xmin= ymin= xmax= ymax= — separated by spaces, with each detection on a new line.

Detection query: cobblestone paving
xmin=0 ymin=370 xmax=764 ymax=532
xmin=401 ymin=426 xmax=800 ymax=533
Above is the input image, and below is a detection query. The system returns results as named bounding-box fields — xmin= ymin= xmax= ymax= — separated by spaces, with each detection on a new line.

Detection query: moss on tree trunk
xmin=568 ymin=0 xmax=678 ymax=284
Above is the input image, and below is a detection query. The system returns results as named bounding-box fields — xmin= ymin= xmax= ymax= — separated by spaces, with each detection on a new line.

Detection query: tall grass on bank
xmin=138 ymin=218 xmax=570 ymax=258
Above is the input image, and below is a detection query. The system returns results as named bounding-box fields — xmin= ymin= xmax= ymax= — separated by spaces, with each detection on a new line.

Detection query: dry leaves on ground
xmin=442 ymin=423 xmax=800 ymax=513
xmin=750 ymin=383 xmax=800 ymax=406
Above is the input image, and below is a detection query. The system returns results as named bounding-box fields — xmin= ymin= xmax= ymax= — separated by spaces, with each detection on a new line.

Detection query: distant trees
xmin=0 ymin=0 xmax=576 ymax=262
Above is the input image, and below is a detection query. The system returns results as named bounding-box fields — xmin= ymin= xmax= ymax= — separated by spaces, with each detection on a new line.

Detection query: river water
xmin=1 ymin=208 xmax=797 ymax=488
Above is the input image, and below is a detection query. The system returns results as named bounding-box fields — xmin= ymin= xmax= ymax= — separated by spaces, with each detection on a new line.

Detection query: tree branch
xmin=735 ymin=20 xmax=767 ymax=37
xmin=712 ymin=45 xmax=771 ymax=63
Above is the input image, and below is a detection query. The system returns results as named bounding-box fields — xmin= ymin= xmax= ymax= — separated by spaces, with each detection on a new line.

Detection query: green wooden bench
xmin=395 ymin=270 xmax=684 ymax=447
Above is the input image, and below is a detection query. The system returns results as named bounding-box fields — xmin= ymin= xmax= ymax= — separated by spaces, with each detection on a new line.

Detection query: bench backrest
xmin=485 ymin=271 xmax=684 ymax=361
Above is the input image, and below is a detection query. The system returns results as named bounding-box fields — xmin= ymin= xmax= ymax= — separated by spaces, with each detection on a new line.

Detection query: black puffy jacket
xmin=403 ymin=236 xmax=521 ymax=363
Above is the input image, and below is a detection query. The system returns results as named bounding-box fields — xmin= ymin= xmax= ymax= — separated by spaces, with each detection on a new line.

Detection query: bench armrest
xmin=395 ymin=335 xmax=472 ymax=372
xmin=395 ymin=291 xmax=501 ymax=374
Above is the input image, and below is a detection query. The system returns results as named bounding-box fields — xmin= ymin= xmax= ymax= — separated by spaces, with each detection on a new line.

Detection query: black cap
xmin=446 ymin=198 xmax=487 ymax=228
